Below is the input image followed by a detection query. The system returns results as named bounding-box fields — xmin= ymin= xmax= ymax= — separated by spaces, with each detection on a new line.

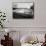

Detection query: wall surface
xmin=0 ymin=0 xmax=46 ymax=28
xmin=0 ymin=0 xmax=46 ymax=46
xmin=5 ymin=0 xmax=46 ymax=27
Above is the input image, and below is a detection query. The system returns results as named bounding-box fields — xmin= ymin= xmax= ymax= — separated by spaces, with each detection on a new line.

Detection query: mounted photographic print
xmin=12 ymin=2 xmax=34 ymax=19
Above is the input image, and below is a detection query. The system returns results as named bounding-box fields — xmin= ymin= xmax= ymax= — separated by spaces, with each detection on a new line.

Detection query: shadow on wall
xmin=13 ymin=40 xmax=21 ymax=46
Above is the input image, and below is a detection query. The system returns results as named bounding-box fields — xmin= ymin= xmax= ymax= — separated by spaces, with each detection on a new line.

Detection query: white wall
xmin=0 ymin=0 xmax=46 ymax=31
xmin=0 ymin=0 xmax=46 ymax=46
xmin=0 ymin=0 xmax=12 ymax=17
xmin=3 ymin=0 xmax=46 ymax=27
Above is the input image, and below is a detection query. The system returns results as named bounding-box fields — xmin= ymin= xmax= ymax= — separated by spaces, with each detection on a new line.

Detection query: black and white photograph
xmin=12 ymin=2 xmax=34 ymax=19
